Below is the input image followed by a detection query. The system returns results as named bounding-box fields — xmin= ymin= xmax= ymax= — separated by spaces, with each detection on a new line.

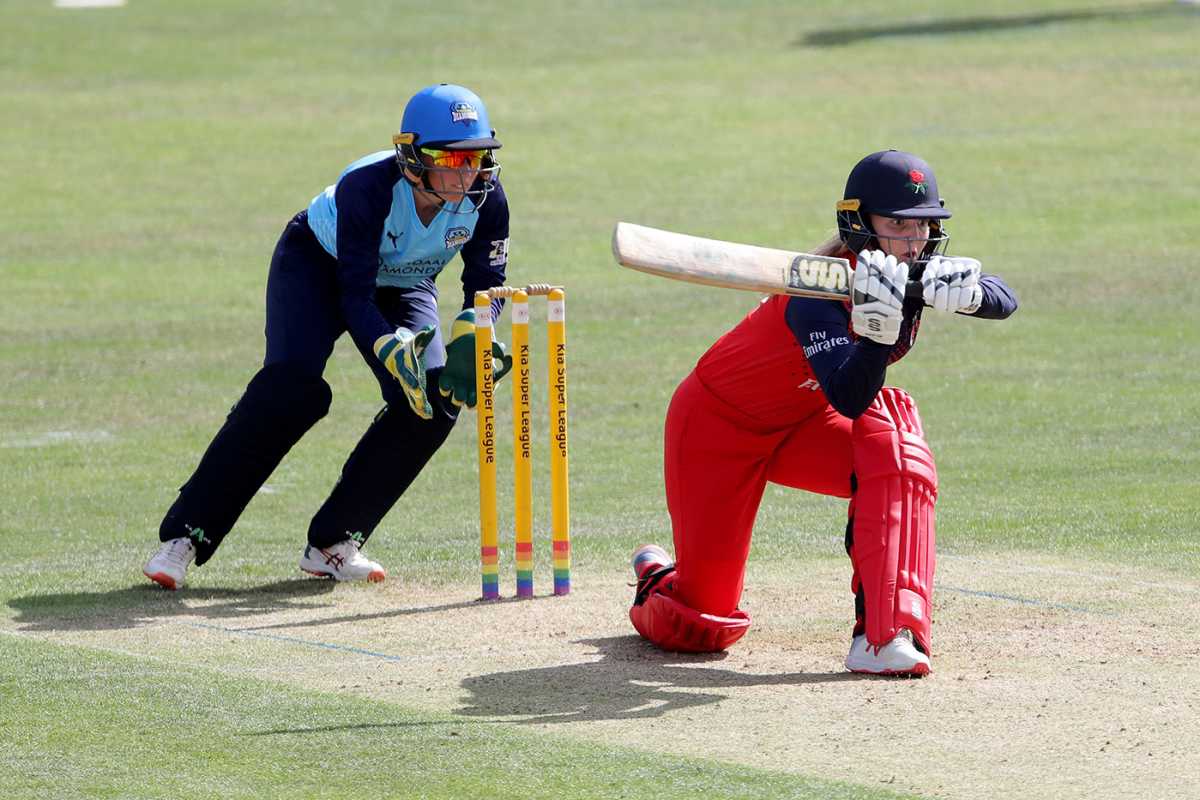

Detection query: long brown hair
xmin=810 ymin=233 xmax=850 ymax=259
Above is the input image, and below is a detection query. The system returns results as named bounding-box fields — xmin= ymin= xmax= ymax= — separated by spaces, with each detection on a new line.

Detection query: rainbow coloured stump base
xmin=475 ymin=292 xmax=500 ymax=600
xmin=475 ymin=285 xmax=570 ymax=600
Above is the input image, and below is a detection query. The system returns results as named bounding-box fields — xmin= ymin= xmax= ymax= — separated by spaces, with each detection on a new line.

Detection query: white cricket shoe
xmin=300 ymin=539 xmax=386 ymax=583
xmin=143 ymin=537 xmax=196 ymax=590
xmin=631 ymin=543 xmax=673 ymax=580
xmin=845 ymin=628 xmax=931 ymax=677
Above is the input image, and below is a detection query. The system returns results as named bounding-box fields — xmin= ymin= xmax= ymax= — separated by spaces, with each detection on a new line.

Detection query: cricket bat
xmin=612 ymin=221 xmax=923 ymax=302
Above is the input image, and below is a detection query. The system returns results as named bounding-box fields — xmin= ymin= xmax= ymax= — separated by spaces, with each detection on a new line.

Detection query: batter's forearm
xmin=964 ymin=274 xmax=1018 ymax=319
xmin=820 ymin=342 xmax=890 ymax=419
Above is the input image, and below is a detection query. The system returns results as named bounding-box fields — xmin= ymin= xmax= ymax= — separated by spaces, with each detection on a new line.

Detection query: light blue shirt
xmin=306 ymin=151 xmax=480 ymax=289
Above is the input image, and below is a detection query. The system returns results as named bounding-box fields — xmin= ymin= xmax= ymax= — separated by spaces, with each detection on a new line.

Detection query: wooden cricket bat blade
xmin=612 ymin=221 xmax=854 ymax=300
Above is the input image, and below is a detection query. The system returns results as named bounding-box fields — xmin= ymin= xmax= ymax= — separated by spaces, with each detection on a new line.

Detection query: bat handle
xmin=904 ymin=280 xmax=925 ymax=304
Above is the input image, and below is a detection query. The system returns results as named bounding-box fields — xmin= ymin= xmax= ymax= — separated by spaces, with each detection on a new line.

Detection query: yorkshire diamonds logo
xmin=450 ymin=101 xmax=478 ymax=124
xmin=906 ymin=169 xmax=928 ymax=195
xmin=445 ymin=227 xmax=471 ymax=248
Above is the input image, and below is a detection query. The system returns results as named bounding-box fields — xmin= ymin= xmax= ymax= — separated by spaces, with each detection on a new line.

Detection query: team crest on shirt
xmin=450 ymin=101 xmax=478 ymax=124
xmin=445 ymin=227 xmax=471 ymax=248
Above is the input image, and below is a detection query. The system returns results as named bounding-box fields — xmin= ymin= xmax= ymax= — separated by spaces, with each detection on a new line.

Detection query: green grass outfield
xmin=2 ymin=635 xmax=906 ymax=800
xmin=2 ymin=1 xmax=1197 ymax=798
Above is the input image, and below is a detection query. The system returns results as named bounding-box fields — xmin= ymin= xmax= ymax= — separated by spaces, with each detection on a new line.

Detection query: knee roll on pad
xmin=629 ymin=576 xmax=751 ymax=653
xmin=848 ymin=387 xmax=937 ymax=654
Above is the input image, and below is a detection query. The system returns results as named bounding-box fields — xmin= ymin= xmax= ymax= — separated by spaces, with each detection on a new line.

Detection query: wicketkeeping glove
xmin=921 ymin=255 xmax=983 ymax=314
xmin=438 ymin=309 xmax=513 ymax=409
xmin=851 ymin=249 xmax=907 ymax=345
xmin=373 ymin=324 xmax=436 ymax=420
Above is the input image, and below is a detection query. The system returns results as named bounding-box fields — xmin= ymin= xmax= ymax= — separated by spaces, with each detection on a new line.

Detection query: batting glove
xmin=373 ymin=324 xmax=436 ymax=420
xmin=921 ymin=255 xmax=983 ymax=314
xmin=851 ymin=249 xmax=906 ymax=345
xmin=438 ymin=309 xmax=513 ymax=409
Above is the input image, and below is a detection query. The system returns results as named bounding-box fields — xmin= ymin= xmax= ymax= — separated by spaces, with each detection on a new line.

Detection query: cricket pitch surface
xmin=6 ymin=553 xmax=1198 ymax=800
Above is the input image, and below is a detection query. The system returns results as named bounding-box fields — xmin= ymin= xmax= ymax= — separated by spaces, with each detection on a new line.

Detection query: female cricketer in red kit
xmin=630 ymin=150 xmax=1018 ymax=676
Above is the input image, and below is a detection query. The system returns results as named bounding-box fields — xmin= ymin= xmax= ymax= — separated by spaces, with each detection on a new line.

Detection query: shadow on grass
xmin=798 ymin=3 xmax=1189 ymax=47
xmin=455 ymin=635 xmax=869 ymax=724
xmin=7 ymin=579 xmax=338 ymax=632
xmin=8 ymin=582 xmax=541 ymax=634
xmin=229 ymin=592 xmax=557 ymax=633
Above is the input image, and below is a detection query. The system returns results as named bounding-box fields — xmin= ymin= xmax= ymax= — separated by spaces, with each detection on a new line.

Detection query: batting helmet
xmin=836 ymin=150 xmax=950 ymax=261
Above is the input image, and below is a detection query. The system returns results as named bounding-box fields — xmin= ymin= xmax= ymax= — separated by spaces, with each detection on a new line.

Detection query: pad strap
xmin=632 ymin=564 xmax=675 ymax=607
xmin=848 ymin=387 xmax=937 ymax=654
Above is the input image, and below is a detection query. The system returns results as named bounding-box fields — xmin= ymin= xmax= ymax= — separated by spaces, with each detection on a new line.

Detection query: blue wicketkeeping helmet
xmin=393 ymin=84 xmax=501 ymax=211
xmin=399 ymin=84 xmax=501 ymax=150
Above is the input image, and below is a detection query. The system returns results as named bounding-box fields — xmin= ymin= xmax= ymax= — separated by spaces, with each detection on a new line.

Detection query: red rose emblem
xmin=908 ymin=169 xmax=925 ymax=183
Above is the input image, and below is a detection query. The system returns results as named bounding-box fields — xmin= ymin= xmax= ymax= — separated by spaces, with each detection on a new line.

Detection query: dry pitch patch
xmin=6 ymin=555 xmax=1198 ymax=800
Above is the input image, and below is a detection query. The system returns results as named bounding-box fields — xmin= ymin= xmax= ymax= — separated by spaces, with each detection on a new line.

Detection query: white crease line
xmin=939 ymin=585 xmax=1105 ymax=615
xmin=185 ymin=621 xmax=419 ymax=662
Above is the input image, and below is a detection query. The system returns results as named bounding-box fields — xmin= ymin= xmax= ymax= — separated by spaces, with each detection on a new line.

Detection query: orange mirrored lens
xmin=422 ymin=148 xmax=487 ymax=169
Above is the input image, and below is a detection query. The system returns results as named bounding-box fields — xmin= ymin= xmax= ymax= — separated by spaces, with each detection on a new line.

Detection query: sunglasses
xmin=420 ymin=148 xmax=489 ymax=170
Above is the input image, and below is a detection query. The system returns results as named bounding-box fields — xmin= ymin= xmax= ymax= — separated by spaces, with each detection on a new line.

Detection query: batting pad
xmin=848 ymin=387 xmax=937 ymax=655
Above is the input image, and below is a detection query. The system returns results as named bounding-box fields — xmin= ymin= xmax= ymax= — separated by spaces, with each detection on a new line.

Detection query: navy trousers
xmin=160 ymin=212 xmax=458 ymax=563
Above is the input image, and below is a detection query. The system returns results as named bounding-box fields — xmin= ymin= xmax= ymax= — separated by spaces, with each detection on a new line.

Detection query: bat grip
xmin=904 ymin=280 xmax=925 ymax=304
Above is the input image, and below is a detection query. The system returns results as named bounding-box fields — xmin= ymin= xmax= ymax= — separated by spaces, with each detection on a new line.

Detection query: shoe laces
xmin=862 ymin=629 xmax=914 ymax=657
xmin=331 ymin=538 xmax=372 ymax=565
xmin=876 ymin=629 xmax=915 ymax=656
xmin=163 ymin=537 xmax=195 ymax=566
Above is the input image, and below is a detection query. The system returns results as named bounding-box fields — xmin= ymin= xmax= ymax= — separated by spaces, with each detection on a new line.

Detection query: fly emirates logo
xmin=802 ymin=330 xmax=849 ymax=359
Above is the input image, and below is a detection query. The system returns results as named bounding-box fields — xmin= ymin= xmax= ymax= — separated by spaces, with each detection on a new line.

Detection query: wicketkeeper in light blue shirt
xmin=144 ymin=84 xmax=513 ymax=589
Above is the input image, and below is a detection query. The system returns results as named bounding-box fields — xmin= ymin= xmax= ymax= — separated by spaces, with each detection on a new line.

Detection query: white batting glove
xmin=851 ymin=249 xmax=906 ymax=345
xmin=921 ymin=255 xmax=983 ymax=314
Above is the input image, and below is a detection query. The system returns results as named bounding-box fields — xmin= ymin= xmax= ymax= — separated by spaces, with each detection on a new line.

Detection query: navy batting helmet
xmin=836 ymin=150 xmax=950 ymax=260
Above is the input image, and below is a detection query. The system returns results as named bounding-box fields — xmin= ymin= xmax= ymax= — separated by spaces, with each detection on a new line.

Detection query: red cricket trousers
xmin=664 ymin=370 xmax=853 ymax=617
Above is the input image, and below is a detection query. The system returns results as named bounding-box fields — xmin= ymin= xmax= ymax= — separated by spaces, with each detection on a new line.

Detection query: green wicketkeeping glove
xmin=438 ymin=309 xmax=513 ymax=409
xmin=373 ymin=324 xmax=437 ymax=420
